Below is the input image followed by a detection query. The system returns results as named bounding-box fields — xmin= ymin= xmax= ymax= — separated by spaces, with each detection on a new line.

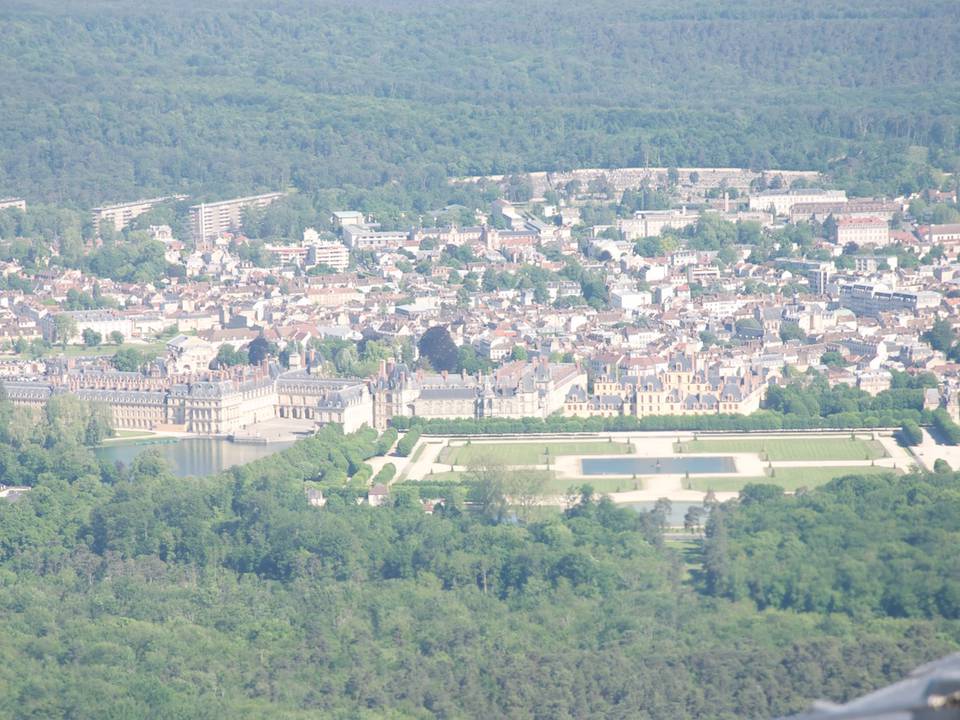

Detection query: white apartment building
xmin=92 ymin=195 xmax=186 ymax=234
xmin=834 ymin=217 xmax=890 ymax=246
xmin=341 ymin=225 xmax=410 ymax=250
xmin=922 ymin=224 xmax=960 ymax=248
xmin=611 ymin=289 xmax=652 ymax=310
xmin=618 ymin=209 xmax=698 ymax=240
xmin=749 ymin=189 xmax=847 ymax=215
xmin=838 ymin=283 xmax=941 ymax=317
xmin=307 ymin=242 xmax=349 ymax=271
xmin=189 ymin=192 xmax=285 ymax=246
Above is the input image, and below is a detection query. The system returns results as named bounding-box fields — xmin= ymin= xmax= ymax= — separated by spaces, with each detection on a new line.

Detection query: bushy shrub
xmin=396 ymin=428 xmax=421 ymax=456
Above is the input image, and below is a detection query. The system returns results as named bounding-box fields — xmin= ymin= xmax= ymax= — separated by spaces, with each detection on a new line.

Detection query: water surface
xmin=626 ymin=501 xmax=712 ymax=525
xmin=581 ymin=456 xmax=736 ymax=475
xmin=95 ymin=438 xmax=294 ymax=477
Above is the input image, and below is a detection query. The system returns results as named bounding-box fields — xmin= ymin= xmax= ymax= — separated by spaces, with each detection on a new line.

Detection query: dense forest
xmin=0 ymin=0 xmax=958 ymax=212
xmin=704 ymin=473 xmax=960 ymax=619
xmin=0 ymin=392 xmax=958 ymax=718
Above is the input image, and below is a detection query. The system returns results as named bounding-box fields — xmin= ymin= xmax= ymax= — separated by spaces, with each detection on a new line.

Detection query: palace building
xmin=370 ymin=358 xmax=585 ymax=430
xmin=2 ymin=357 xmax=588 ymax=436
xmin=564 ymin=354 xmax=767 ymax=419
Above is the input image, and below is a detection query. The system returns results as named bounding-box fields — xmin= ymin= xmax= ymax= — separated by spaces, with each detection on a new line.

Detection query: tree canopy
xmin=1 ymin=0 xmax=958 ymax=211
xmin=0 ymin=391 xmax=955 ymax=717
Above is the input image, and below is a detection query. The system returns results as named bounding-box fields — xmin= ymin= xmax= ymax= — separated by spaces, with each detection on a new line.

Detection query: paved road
xmin=909 ymin=428 xmax=960 ymax=471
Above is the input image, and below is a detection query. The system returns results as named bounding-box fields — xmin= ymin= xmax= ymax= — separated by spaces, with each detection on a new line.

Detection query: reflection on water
xmin=626 ymin=501 xmax=712 ymax=525
xmin=94 ymin=438 xmax=294 ymax=477
xmin=581 ymin=456 xmax=736 ymax=475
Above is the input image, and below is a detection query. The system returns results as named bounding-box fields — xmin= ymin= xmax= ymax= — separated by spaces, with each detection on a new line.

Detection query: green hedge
xmin=226 ymin=424 xmax=379 ymax=486
xmin=372 ymin=463 xmax=396 ymax=485
xmin=352 ymin=463 xmax=374 ymax=485
xmin=376 ymin=427 xmax=399 ymax=455
xmin=390 ymin=409 xmax=931 ymax=435
xmin=396 ymin=428 xmax=422 ymax=456
xmin=899 ymin=420 xmax=923 ymax=446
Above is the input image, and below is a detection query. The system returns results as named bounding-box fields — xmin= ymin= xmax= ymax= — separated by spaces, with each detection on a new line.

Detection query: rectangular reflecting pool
xmin=581 ymin=456 xmax=736 ymax=475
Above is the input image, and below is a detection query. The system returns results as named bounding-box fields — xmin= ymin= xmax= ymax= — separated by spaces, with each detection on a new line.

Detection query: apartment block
xmin=618 ymin=209 xmax=698 ymax=240
xmin=838 ymin=282 xmax=941 ymax=316
xmin=342 ymin=224 xmax=410 ymax=250
xmin=189 ymin=192 xmax=285 ymax=246
xmin=91 ymin=195 xmax=185 ymax=234
xmin=749 ymin=189 xmax=847 ymax=215
xmin=834 ymin=216 xmax=890 ymax=246
xmin=307 ymin=241 xmax=350 ymax=271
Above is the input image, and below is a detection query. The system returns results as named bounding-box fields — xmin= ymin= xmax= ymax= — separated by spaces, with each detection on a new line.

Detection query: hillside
xmin=0 ymin=0 xmax=958 ymax=207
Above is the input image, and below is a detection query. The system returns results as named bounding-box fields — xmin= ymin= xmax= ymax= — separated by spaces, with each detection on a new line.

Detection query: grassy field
xmin=405 ymin=471 xmax=467 ymax=483
xmin=103 ymin=430 xmax=158 ymax=441
xmin=689 ymin=465 xmax=897 ymax=492
xmin=402 ymin=469 xmax=558 ymax=486
xmin=439 ymin=441 xmax=632 ymax=466
xmin=408 ymin=442 xmax=428 ymax=464
xmin=676 ymin=437 xmax=886 ymax=461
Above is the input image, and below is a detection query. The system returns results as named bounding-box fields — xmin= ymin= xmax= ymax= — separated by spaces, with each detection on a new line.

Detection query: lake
xmin=581 ymin=456 xmax=736 ymax=475
xmin=94 ymin=438 xmax=294 ymax=477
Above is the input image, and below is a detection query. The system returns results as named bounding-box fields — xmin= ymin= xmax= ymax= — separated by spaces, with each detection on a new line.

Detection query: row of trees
xmin=932 ymin=409 xmax=960 ymax=445
xmin=396 ymin=428 xmax=421 ymax=457
xmin=393 ymin=407 xmax=935 ymax=435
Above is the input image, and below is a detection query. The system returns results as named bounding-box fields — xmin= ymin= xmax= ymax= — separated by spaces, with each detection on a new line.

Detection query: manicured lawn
xmin=102 ymin=429 xmax=158 ymax=442
xmin=689 ymin=465 xmax=897 ymax=492
xmin=676 ymin=437 xmax=886 ymax=461
xmin=116 ymin=429 xmax=157 ymax=438
xmin=404 ymin=471 xmax=467 ymax=483
xmin=540 ymin=474 xmax=640 ymax=496
xmin=440 ymin=441 xmax=632 ymax=466
xmin=408 ymin=443 xmax=427 ymax=463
